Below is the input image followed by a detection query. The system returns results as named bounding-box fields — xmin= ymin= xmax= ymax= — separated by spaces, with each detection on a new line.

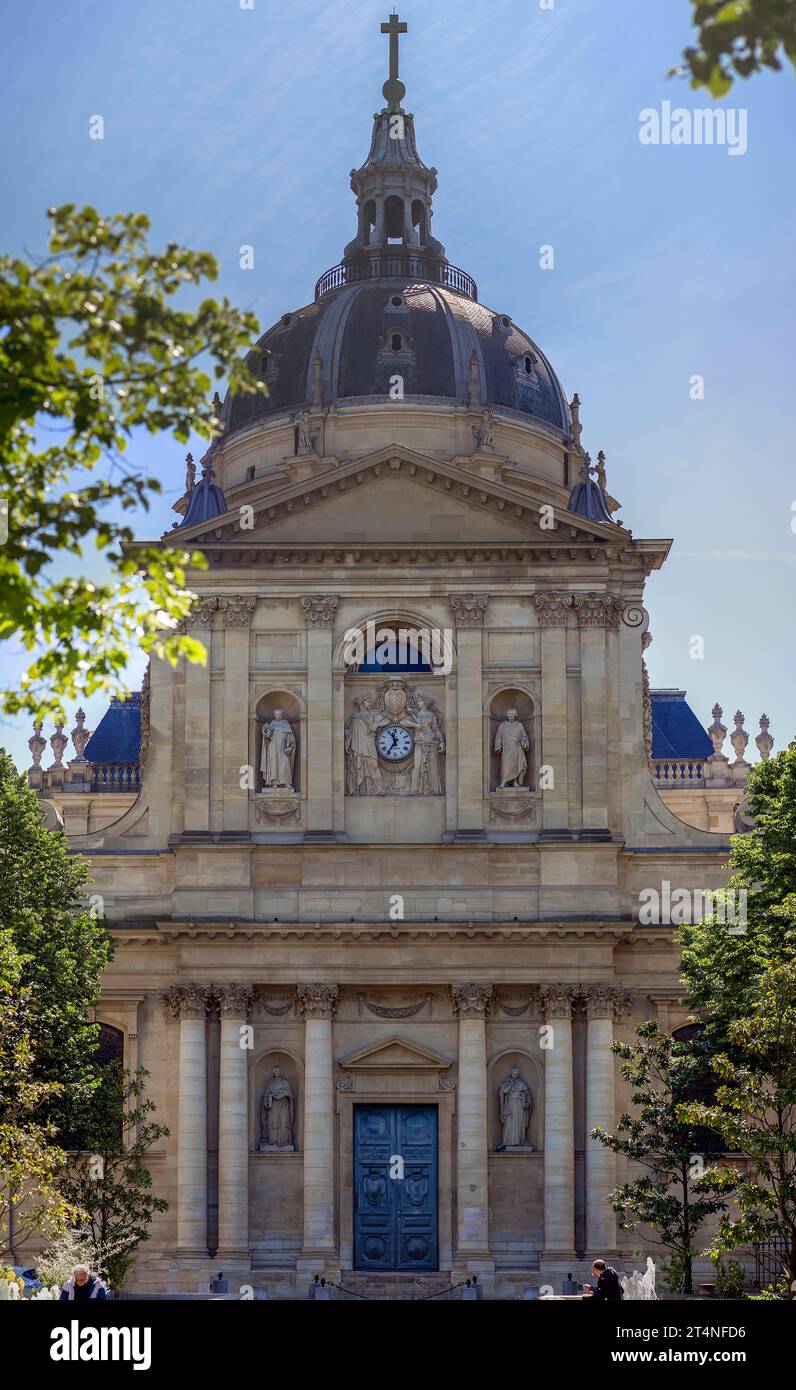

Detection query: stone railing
xmin=652 ymin=760 xmax=705 ymax=788
xmin=89 ymin=763 xmax=141 ymax=793
xmin=315 ymin=255 xmax=478 ymax=302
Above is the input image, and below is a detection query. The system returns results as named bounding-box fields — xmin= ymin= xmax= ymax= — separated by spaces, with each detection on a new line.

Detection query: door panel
xmin=354 ymin=1104 xmax=438 ymax=1271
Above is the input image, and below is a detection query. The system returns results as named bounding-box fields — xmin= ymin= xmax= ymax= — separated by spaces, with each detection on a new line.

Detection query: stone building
xmin=26 ymin=17 xmax=775 ymax=1297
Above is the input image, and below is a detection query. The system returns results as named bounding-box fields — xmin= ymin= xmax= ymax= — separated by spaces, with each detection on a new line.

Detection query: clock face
xmin=376 ymin=724 xmax=414 ymax=762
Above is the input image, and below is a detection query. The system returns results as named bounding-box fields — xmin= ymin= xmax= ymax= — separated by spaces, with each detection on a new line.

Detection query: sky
xmin=2 ymin=0 xmax=795 ymax=771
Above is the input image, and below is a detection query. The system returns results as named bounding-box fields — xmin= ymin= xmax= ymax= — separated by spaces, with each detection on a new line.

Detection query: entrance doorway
xmin=353 ymin=1104 xmax=438 ymax=1271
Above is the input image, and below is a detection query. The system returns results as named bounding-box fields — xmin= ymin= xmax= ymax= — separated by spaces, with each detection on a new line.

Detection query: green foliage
xmin=679 ymin=962 xmax=796 ymax=1296
xmin=712 ymin=1253 xmax=747 ymax=1297
xmin=679 ymin=742 xmax=796 ymax=1045
xmin=591 ymin=1020 xmax=733 ymax=1295
xmin=0 ymin=748 xmax=110 ymax=1137
xmin=676 ymin=0 xmax=796 ymax=95
xmin=0 ymin=204 xmax=261 ymax=719
xmin=59 ymin=1066 xmax=169 ymax=1289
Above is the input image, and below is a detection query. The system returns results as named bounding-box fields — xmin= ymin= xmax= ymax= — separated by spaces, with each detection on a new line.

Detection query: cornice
xmin=109 ymin=918 xmax=639 ymax=945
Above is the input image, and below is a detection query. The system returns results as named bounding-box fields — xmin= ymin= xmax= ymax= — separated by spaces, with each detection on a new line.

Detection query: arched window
xmin=390 ymin=332 xmax=403 ymax=352
xmin=356 ymin=626 xmax=432 ymax=673
xmin=411 ymin=199 xmax=427 ymax=245
xmin=384 ymin=195 xmax=404 ymax=243
xmin=672 ymin=1024 xmax=725 ymax=1153
xmin=363 ymin=200 xmax=377 ymax=245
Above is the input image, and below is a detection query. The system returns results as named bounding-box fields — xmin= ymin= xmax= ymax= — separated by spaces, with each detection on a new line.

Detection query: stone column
xmin=302 ymin=596 xmax=339 ymax=837
xmin=449 ymin=594 xmax=488 ymax=837
xmin=216 ymin=984 xmax=253 ymax=1259
xmin=541 ymin=986 xmax=576 ymax=1257
xmin=572 ymin=593 xmax=622 ymax=833
xmin=163 ymin=985 xmax=209 ymax=1255
xmin=183 ymin=599 xmax=216 ymax=831
xmin=218 ymin=598 xmax=256 ymax=833
xmin=535 ymin=594 xmax=571 ymax=831
xmin=451 ymin=983 xmax=493 ymax=1275
xmin=584 ymin=986 xmax=631 ymax=1254
xmin=296 ymin=984 xmax=339 ymax=1277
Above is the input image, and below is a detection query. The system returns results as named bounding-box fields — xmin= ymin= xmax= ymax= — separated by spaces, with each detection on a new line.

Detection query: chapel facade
xmin=26 ymin=17 xmax=766 ymax=1298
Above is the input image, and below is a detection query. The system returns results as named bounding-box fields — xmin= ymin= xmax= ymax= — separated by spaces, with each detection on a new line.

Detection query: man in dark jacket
xmin=583 ymin=1259 xmax=623 ymax=1300
xmin=59 ymin=1264 xmax=108 ymax=1300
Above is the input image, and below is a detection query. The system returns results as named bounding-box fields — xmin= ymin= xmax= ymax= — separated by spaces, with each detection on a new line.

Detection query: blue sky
xmin=2 ymin=0 xmax=795 ymax=770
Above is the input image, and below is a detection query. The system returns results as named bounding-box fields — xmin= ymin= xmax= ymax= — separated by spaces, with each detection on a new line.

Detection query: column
xmin=451 ymin=983 xmax=493 ymax=1270
xmin=449 ymin=594 xmax=488 ymax=836
xmin=163 ymin=985 xmax=208 ymax=1255
xmin=541 ymin=985 xmax=576 ymax=1256
xmin=572 ymin=593 xmax=622 ymax=833
xmin=535 ymin=594 xmax=570 ymax=831
xmin=183 ymin=598 xmax=216 ymax=831
xmin=297 ymin=984 xmax=339 ymax=1272
xmin=219 ymin=597 xmax=256 ymax=832
xmin=585 ymin=986 xmax=630 ymax=1254
xmin=217 ymin=984 xmax=253 ymax=1258
xmin=302 ymin=596 xmax=339 ymax=837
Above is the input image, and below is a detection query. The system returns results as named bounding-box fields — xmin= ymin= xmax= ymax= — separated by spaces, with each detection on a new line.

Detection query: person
xmin=582 ymin=1259 xmax=623 ymax=1300
xmin=59 ymin=1264 xmax=108 ymax=1300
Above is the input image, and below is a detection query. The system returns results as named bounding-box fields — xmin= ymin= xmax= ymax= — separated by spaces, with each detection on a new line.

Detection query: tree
xmin=0 ymin=932 xmax=83 ymax=1260
xmin=58 ymin=1066 xmax=168 ymax=1289
xmin=678 ymin=741 xmax=796 ymax=1046
xmin=679 ymin=962 xmax=796 ymax=1297
xmin=676 ymin=0 xmax=796 ymax=96
xmin=592 ymin=1020 xmax=732 ymax=1294
xmin=0 ymin=749 xmax=110 ymax=1138
xmin=0 ymin=203 xmax=261 ymax=720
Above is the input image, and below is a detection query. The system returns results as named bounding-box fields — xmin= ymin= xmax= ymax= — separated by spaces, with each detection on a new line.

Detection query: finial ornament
xmin=381 ymin=12 xmax=408 ymax=109
xmin=594 ymin=450 xmax=607 ymax=491
xmin=185 ymin=452 xmax=196 ymax=494
xmin=755 ymin=714 xmax=774 ymax=762
xmin=707 ymin=703 xmax=727 ymax=759
xmin=569 ymin=392 xmax=584 ymax=453
xmin=730 ymin=710 xmax=749 ymax=765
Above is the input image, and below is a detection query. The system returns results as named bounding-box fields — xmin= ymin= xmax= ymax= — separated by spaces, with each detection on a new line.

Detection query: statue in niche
xmin=403 ymin=692 xmax=445 ymax=794
xmin=345 ymin=694 xmax=389 ymax=795
xmin=497 ymin=1065 xmax=533 ymax=1150
xmin=258 ymin=1066 xmax=295 ymax=1151
xmin=260 ymin=709 xmax=296 ymax=791
xmin=472 ymin=407 xmax=494 ymax=452
xmin=296 ymin=409 xmax=315 ymax=455
xmin=494 ymin=709 xmax=530 ymax=788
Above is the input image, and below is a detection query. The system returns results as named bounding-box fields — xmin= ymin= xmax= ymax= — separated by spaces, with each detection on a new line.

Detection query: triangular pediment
xmin=173 ymin=444 xmax=629 ymax=551
xmin=337 ymin=1034 xmax=453 ymax=1072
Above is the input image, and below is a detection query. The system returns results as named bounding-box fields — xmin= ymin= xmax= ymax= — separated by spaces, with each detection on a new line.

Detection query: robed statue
xmin=258 ymin=1066 xmax=295 ymax=1151
xmin=494 ymin=709 xmax=529 ymax=788
xmin=497 ymin=1065 xmax=533 ymax=1149
xmin=260 ymin=709 xmax=296 ymax=791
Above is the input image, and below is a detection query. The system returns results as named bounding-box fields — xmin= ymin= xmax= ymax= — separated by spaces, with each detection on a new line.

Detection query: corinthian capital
xmin=581 ymin=984 xmax=633 ymax=1020
xmin=219 ymin=595 xmax=256 ymax=629
xmin=449 ymin=593 xmax=489 ymax=629
xmin=450 ymin=982 xmax=493 ymax=1018
xmin=571 ymin=591 xmax=623 ymax=629
xmin=214 ymin=983 xmax=254 ymax=1018
xmin=161 ymin=984 xmax=209 ymax=1021
xmin=184 ymin=597 xmax=218 ymax=631
xmin=540 ymin=985 xmax=576 ymax=1020
xmin=534 ymin=592 xmax=571 ymax=627
xmin=296 ymin=983 xmax=339 ymax=1019
xmin=301 ymin=594 xmax=339 ymax=629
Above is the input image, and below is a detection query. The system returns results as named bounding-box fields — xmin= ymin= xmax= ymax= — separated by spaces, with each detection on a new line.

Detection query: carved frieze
xmin=356 ymin=993 xmax=434 ymax=1019
xmin=254 ymin=797 xmax=301 ymax=825
xmin=345 ymin=679 xmax=445 ymax=797
xmin=489 ymin=794 xmax=537 ymax=824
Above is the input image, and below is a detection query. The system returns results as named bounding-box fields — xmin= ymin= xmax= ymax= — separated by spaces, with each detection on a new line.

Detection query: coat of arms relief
xmin=345 ymin=678 xmax=445 ymax=796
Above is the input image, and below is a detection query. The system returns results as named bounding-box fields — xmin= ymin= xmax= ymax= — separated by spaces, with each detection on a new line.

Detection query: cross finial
xmin=381 ymin=11 xmax=408 ymax=110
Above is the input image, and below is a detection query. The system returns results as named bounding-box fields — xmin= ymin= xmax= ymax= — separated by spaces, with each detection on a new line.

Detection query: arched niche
xmin=252 ymin=1048 xmax=303 ymax=1153
xmin=384 ymin=194 xmax=404 ymax=243
xmin=485 ymin=687 xmax=536 ymax=792
xmin=488 ymin=1048 xmax=542 ymax=1152
xmin=253 ymin=690 xmax=303 ymax=795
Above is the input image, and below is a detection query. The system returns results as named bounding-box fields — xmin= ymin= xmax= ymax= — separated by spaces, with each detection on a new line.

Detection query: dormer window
xmin=390 ymin=333 xmax=404 ymax=352
xmin=524 ymin=354 xmax=533 ymax=374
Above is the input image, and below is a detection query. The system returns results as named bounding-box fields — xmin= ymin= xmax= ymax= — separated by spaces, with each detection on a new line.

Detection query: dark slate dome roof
xmin=223 ymin=280 xmax=569 ymax=438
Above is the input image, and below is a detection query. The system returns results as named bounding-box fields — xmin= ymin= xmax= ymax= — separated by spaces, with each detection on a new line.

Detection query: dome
xmin=222 ymin=23 xmax=570 ymax=443
xmin=224 ymin=282 xmax=569 ymax=438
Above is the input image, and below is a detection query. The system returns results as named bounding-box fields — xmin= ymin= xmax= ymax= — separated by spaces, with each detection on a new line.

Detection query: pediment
xmin=337 ymin=1035 xmax=453 ymax=1072
xmin=174 ymin=444 xmax=629 ymax=551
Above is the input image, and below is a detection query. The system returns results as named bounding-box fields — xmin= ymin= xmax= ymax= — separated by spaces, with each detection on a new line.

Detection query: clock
xmin=376 ymin=723 xmax=414 ymax=762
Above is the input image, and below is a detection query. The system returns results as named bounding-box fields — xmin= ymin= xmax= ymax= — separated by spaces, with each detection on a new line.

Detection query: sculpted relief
xmin=345 ymin=679 xmax=445 ymax=796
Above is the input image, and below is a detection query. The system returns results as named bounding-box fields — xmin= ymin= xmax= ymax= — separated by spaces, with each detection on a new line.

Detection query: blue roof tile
xmin=650 ymin=690 xmax=712 ymax=760
xmin=84 ymin=695 xmax=141 ymax=764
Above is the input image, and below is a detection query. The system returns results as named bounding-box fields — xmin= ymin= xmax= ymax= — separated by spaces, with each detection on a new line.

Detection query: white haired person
xmin=59 ymin=1263 xmax=108 ymax=1301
